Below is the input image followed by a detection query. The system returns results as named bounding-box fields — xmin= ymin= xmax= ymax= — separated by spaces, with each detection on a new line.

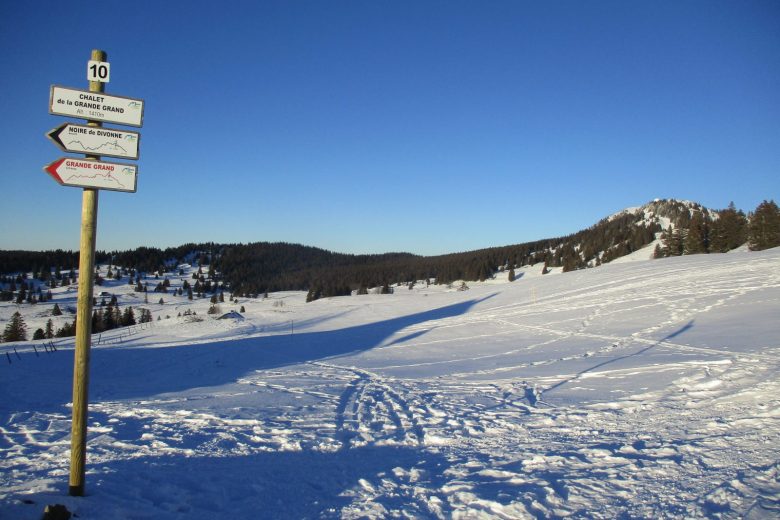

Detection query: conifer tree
xmin=121 ymin=307 xmax=136 ymax=327
xmin=684 ymin=212 xmax=708 ymax=254
xmin=92 ymin=308 xmax=104 ymax=333
xmin=561 ymin=245 xmax=579 ymax=272
xmin=710 ymin=202 xmax=748 ymax=253
xmin=45 ymin=318 xmax=55 ymax=339
xmin=3 ymin=311 xmax=28 ymax=342
xmin=664 ymin=227 xmax=684 ymax=256
xmin=748 ymin=200 xmax=780 ymax=251
xmin=306 ymin=285 xmax=322 ymax=302
xmin=56 ymin=319 xmax=77 ymax=338
xmin=103 ymin=303 xmax=117 ymax=331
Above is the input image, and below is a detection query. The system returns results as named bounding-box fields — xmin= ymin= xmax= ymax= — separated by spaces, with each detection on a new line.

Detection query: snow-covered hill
xmin=1 ymin=248 xmax=779 ymax=518
xmin=607 ymin=198 xmax=718 ymax=226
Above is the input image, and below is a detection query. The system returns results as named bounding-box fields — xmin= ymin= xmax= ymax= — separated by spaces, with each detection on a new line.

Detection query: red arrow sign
xmin=44 ymin=158 xmax=67 ymax=184
xmin=44 ymin=157 xmax=137 ymax=193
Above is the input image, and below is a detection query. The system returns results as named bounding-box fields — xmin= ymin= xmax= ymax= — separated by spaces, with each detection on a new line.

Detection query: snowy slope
xmin=1 ymin=249 xmax=780 ymax=519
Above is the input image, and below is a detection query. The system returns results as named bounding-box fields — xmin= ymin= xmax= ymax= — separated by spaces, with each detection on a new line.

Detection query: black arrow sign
xmin=46 ymin=123 xmax=140 ymax=160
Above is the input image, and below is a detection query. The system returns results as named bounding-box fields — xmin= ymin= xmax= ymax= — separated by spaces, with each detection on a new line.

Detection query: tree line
xmin=2 ymin=199 xmax=778 ymax=306
xmin=654 ymin=200 xmax=779 ymax=258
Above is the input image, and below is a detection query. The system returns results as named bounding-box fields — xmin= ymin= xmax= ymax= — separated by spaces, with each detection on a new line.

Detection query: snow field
xmin=1 ymin=248 xmax=780 ymax=518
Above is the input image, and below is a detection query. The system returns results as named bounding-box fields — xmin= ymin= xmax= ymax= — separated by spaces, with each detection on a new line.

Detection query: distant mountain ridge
xmin=2 ymin=198 xmax=777 ymax=302
xmin=607 ymin=198 xmax=718 ymax=225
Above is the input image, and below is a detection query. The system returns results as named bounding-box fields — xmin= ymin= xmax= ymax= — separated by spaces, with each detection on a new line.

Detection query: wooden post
xmin=69 ymin=49 xmax=105 ymax=498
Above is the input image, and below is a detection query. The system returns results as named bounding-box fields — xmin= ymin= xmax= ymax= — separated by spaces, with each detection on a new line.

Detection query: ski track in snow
xmin=1 ymin=250 xmax=780 ymax=518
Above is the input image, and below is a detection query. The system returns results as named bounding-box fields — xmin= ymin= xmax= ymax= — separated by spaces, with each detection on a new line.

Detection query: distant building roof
xmin=217 ymin=311 xmax=244 ymax=321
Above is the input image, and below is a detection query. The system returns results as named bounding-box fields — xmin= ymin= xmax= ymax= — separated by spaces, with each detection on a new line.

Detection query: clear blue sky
xmin=1 ymin=1 xmax=778 ymax=256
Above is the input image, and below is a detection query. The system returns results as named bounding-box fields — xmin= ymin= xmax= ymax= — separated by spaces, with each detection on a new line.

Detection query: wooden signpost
xmin=45 ymin=49 xmax=144 ymax=497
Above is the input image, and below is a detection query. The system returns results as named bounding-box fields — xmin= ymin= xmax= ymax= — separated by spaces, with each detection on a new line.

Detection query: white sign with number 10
xmin=87 ymin=60 xmax=110 ymax=83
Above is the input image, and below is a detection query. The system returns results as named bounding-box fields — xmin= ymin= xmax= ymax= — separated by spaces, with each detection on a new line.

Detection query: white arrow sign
xmin=50 ymin=85 xmax=144 ymax=127
xmin=46 ymin=123 xmax=140 ymax=160
xmin=44 ymin=157 xmax=138 ymax=193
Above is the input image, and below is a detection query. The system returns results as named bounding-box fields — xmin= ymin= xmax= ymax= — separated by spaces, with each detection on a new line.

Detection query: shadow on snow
xmin=8 ymin=445 xmax=455 ymax=519
xmin=546 ymin=320 xmax=696 ymax=394
xmin=85 ymin=295 xmax=496 ymax=401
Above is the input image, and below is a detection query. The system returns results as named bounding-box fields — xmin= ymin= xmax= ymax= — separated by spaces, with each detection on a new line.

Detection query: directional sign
xmin=44 ymin=157 xmax=137 ymax=193
xmin=46 ymin=123 xmax=140 ymax=160
xmin=50 ymin=85 xmax=144 ymax=127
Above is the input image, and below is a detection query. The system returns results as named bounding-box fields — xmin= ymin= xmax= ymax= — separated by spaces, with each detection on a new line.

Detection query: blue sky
xmin=1 ymin=1 xmax=778 ymax=256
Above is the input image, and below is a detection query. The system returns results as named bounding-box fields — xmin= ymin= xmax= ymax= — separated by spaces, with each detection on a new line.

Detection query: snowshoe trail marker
xmin=43 ymin=49 xmax=144 ymax=497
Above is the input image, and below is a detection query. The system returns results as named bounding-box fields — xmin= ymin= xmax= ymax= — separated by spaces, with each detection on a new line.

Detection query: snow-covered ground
xmin=2 ymin=248 xmax=779 ymax=518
